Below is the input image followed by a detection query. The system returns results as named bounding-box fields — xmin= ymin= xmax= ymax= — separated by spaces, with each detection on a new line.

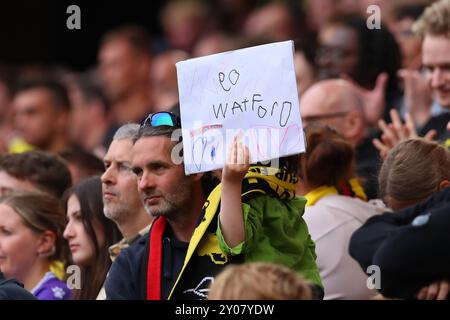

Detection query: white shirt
xmin=304 ymin=195 xmax=387 ymax=300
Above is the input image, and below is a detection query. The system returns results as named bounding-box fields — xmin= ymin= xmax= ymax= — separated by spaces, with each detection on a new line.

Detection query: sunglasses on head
xmin=141 ymin=111 xmax=181 ymax=128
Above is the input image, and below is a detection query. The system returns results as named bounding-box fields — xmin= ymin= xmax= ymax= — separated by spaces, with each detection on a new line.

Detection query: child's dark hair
xmin=300 ymin=125 xmax=355 ymax=188
xmin=255 ymin=154 xmax=300 ymax=176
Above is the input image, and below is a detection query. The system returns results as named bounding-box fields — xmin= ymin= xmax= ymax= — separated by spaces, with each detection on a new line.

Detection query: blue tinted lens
xmin=151 ymin=113 xmax=175 ymax=126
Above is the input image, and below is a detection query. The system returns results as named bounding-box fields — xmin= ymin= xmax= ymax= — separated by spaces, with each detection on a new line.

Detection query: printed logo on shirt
xmin=182 ymin=277 xmax=214 ymax=299
xmin=52 ymin=286 xmax=67 ymax=299
xmin=197 ymin=233 xmax=228 ymax=265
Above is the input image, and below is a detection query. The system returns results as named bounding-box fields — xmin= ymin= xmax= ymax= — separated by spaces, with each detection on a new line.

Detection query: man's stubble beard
xmin=142 ymin=178 xmax=194 ymax=221
xmin=103 ymin=199 xmax=133 ymax=224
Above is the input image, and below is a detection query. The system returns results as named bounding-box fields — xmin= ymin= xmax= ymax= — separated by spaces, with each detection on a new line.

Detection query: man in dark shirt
xmin=105 ymin=112 xmax=230 ymax=300
xmin=104 ymin=225 xmax=190 ymax=300
xmin=300 ymin=79 xmax=381 ymax=199
xmin=374 ymin=0 xmax=450 ymax=153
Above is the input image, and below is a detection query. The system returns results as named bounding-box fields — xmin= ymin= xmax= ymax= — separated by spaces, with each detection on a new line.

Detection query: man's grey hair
xmin=112 ymin=123 xmax=140 ymax=141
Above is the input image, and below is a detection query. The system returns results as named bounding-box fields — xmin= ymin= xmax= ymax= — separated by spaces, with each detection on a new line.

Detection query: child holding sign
xmin=215 ymin=135 xmax=323 ymax=297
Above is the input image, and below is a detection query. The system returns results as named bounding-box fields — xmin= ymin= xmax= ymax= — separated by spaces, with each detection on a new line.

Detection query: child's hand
xmin=222 ymin=135 xmax=250 ymax=185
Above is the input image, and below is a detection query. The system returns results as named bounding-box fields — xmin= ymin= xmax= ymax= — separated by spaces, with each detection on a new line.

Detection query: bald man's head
xmin=300 ymin=79 xmax=366 ymax=145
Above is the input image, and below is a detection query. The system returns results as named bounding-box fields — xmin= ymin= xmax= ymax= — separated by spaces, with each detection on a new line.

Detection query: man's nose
xmin=101 ymin=165 xmax=116 ymax=185
xmin=138 ymin=171 xmax=156 ymax=192
xmin=430 ymin=67 xmax=445 ymax=88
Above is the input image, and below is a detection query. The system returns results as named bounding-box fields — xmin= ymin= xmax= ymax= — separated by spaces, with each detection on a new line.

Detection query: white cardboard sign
xmin=176 ymin=40 xmax=305 ymax=175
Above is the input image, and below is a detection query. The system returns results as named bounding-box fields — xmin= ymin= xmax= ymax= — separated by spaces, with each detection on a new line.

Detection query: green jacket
xmin=217 ymin=195 xmax=323 ymax=288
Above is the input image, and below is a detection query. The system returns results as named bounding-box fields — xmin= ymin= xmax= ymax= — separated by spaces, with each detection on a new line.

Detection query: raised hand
xmin=398 ymin=68 xmax=433 ymax=127
xmin=341 ymin=72 xmax=388 ymax=127
xmin=373 ymin=109 xmax=436 ymax=159
xmin=416 ymin=280 xmax=450 ymax=300
xmin=219 ymin=134 xmax=250 ymax=248
xmin=222 ymin=134 xmax=250 ymax=185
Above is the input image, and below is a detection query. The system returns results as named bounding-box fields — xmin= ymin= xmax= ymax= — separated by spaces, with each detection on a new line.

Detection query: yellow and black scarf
xmin=241 ymin=165 xmax=299 ymax=201
xmin=164 ymin=165 xmax=298 ymax=299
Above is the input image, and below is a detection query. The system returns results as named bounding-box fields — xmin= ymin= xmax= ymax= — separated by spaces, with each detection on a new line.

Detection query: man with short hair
xmin=301 ymin=79 xmax=366 ymax=145
xmin=412 ymin=0 xmax=450 ymax=146
xmin=67 ymin=72 xmax=113 ymax=157
xmin=95 ymin=124 xmax=153 ymax=300
xmin=59 ymin=148 xmax=105 ymax=185
xmin=373 ymin=0 xmax=450 ymax=155
xmin=0 ymin=150 xmax=72 ymax=198
xmin=104 ymin=112 xmax=237 ymax=300
xmin=12 ymin=78 xmax=72 ymax=152
xmin=300 ymin=79 xmax=379 ymax=199
xmin=101 ymin=124 xmax=153 ymax=259
xmin=150 ymin=50 xmax=189 ymax=111
xmin=98 ymin=25 xmax=153 ymax=125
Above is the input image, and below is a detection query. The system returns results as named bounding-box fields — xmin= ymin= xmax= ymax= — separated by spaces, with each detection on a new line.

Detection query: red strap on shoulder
xmin=337 ymin=180 xmax=352 ymax=197
xmin=146 ymin=216 xmax=166 ymax=300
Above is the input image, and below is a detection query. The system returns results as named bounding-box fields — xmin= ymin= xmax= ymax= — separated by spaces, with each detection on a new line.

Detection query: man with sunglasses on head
xmin=104 ymin=111 xmax=235 ymax=300
xmin=300 ymin=79 xmax=380 ymax=199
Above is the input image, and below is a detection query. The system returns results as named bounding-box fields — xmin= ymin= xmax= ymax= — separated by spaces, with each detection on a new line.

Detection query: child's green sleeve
xmin=216 ymin=201 xmax=263 ymax=255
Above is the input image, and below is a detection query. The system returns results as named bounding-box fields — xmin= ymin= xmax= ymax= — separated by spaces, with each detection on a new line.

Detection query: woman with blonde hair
xmin=350 ymin=139 xmax=450 ymax=300
xmin=0 ymin=192 xmax=71 ymax=299
xmin=378 ymin=138 xmax=450 ymax=211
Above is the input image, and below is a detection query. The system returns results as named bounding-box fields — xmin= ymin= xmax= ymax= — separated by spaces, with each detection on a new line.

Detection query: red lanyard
xmin=146 ymin=216 xmax=166 ymax=300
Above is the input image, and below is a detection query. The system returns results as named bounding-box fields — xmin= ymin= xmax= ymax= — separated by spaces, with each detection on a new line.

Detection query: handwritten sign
xmin=176 ymin=40 xmax=305 ymax=174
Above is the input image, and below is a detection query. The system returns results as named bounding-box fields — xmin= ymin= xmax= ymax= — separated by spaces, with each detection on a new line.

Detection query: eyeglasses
xmin=395 ymin=29 xmax=415 ymax=38
xmin=302 ymin=111 xmax=349 ymax=123
xmin=141 ymin=111 xmax=181 ymax=128
xmin=316 ymin=46 xmax=355 ymax=61
xmin=421 ymin=64 xmax=450 ymax=78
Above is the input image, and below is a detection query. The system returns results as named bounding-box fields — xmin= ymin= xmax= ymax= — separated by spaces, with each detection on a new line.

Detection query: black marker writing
xmin=218 ymin=69 xmax=240 ymax=92
xmin=218 ymin=72 xmax=230 ymax=92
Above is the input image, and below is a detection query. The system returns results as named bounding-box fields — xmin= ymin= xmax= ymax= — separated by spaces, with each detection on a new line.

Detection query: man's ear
xmin=37 ymin=230 xmax=56 ymax=257
xmin=439 ymin=179 xmax=450 ymax=191
xmin=87 ymin=100 xmax=105 ymax=120
xmin=344 ymin=110 xmax=364 ymax=143
xmin=56 ymin=111 xmax=70 ymax=133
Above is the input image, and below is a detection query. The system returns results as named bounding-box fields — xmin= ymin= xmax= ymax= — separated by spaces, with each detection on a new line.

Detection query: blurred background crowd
xmin=0 ymin=0 xmax=449 ymax=301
